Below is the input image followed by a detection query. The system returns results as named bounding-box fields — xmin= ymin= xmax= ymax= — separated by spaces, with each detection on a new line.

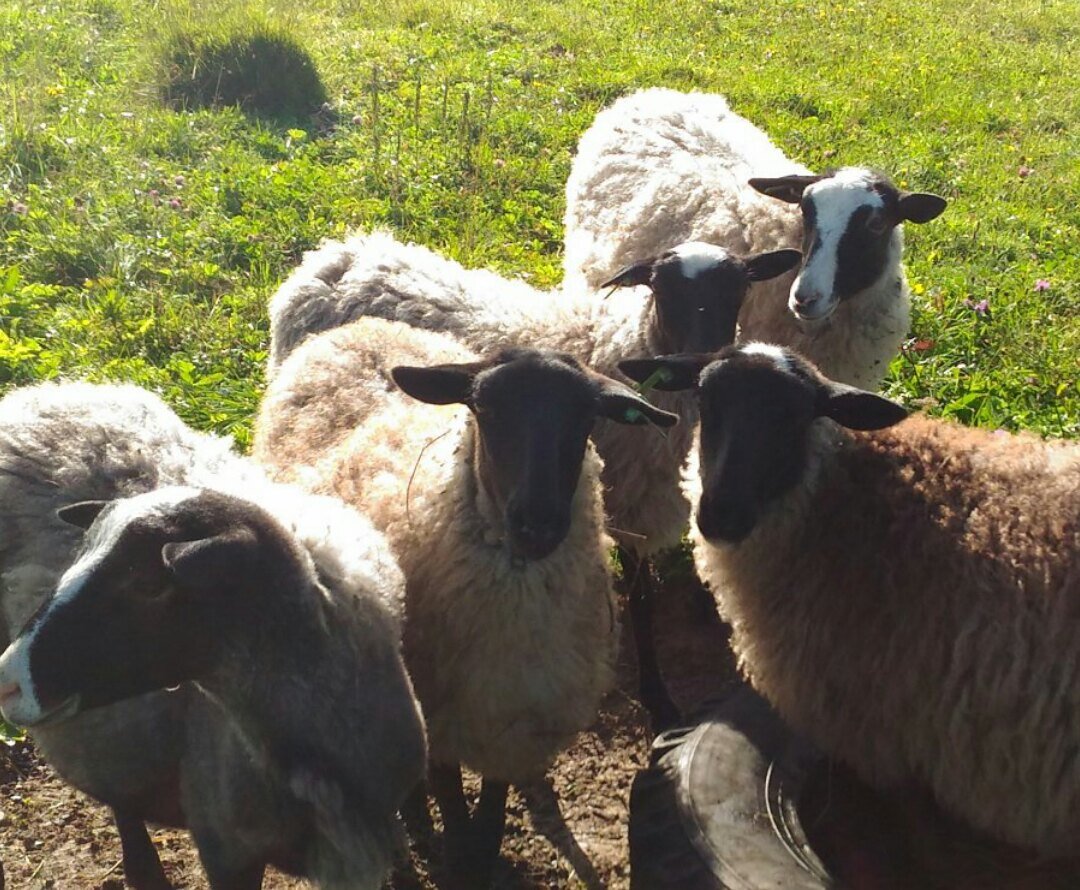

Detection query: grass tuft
xmin=155 ymin=23 xmax=328 ymax=120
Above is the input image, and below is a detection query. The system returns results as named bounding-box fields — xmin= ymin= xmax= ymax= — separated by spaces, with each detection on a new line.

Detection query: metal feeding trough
xmin=629 ymin=684 xmax=1080 ymax=890
xmin=629 ymin=685 xmax=831 ymax=889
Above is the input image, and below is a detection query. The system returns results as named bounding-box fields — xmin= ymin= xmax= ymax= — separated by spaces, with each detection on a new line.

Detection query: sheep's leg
xmin=620 ymin=545 xmax=681 ymax=732
xmin=200 ymin=859 xmax=265 ymax=890
xmin=465 ymin=778 xmax=509 ymax=887
xmin=113 ymin=809 xmax=173 ymax=890
xmin=430 ymin=766 xmax=506 ymax=888
xmin=193 ymin=832 xmax=266 ymax=890
xmin=430 ymin=761 xmax=470 ymax=834
xmin=401 ymin=777 xmax=435 ymax=837
xmin=521 ymin=777 xmax=603 ymax=890
xmin=430 ymin=760 xmax=474 ymax=880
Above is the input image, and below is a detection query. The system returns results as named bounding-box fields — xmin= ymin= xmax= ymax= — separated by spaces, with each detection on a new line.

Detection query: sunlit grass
xmin=0 ymin=0 xmax=1075 ymax=435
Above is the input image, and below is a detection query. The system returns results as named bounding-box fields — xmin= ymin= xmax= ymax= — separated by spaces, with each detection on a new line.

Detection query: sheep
xmin=253 ymin=316 xmax=679 ymax=884
xmin=263 ymin=227 xmax=795 ymax=551
xmin=618 ymin=342 xmax=1080 ymax=857
xmin=266 ymin=229 xmax=589 ymax=376
xmin=0 ymin=381 xmax=426 ymax=890
xmin=564 ymin=87 xmax=947 ymax=390
xmin=265 ymin=229 xmax=799 ymax=728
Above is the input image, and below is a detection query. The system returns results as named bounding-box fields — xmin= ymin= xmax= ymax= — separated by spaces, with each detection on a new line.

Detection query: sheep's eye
xmin=866 ymin=214 xmax=888 ymax=235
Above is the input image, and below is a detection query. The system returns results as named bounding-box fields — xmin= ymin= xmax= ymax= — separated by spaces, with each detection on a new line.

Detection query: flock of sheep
xmin=0 ymin=86 xmax=1075 ymax=890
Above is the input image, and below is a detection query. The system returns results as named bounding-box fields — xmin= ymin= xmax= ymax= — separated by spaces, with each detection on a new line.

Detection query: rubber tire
xmin=629 ymin=684 xmax=833 ymax=889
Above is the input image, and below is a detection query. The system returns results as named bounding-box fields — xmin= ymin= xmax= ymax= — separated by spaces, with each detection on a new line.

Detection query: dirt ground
xmin=6 ymin=560 xmax=1080 ymax=890
xmin=0 ymin=559 xmax=738 ymax=890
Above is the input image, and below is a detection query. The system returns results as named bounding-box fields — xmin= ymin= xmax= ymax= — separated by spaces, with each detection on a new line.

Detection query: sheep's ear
xmin=897 ymin=192 xmax=947 ymax=224
xmin=820 ymin=382 xmax=908 ymax=431
xmin=57 ymin=500 xmax=110 ymax=530
xmin=745 ymin=248 xmax=802 ymax=282
xmin=162 ymin=527 xmax=260 ymax=592
xmin=748 ymin=174 xmax=822 ymax=204
xmin=391 ymin=362 xmax=487 ymax=405
xmin=618 ymin=355 xmax=712 ymax=392
xmin=600 ymin=259 xmax=654 ymax=290
xmin=594 ymin=376 xmax=679 ymax=428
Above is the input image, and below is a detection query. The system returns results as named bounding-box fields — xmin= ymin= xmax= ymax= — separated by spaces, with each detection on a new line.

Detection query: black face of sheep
xmin=602 ymin=243 xmax=802 ymax=354
xmin=0 ymin=488 xmax=304 ymax=727
xmin=619 ymin=344 xmax=908 ymax=542
xmin=748 ymin=169 xmax=947 ymax=322
xmin=393 ymin=349 xmax=678 ymax=561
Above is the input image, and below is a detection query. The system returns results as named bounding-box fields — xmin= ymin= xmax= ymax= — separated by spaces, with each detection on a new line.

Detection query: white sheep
xmin=619 ymin=342 xmax=1080 ymax=856
xmin=565 ymin=87 xmax=947 ymax=390
xmin=0 ymin=381 xmax=425 ymax=890
xmin=266 ymin=229 xmax=586 ymax=375
xmin=254 ymin=316 xmax=678 ymax=884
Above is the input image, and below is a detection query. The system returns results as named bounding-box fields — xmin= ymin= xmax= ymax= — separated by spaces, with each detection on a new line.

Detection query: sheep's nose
xmin=792 ymin=288 xmax=824 ymax=313
xmin=685 ymin=322 xmax=719 ymax=354
xmin=0 ymin=681 xmax=21 ymax=709
xmin=696 ymin=502 xmax=756 ymax=544
xmin=507 ymin=508 xmax=567 ymax=560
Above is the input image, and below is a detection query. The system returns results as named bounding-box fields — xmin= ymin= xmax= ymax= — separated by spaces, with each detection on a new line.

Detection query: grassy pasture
xmin=0 ymin=0 xmax=1076 ymax=445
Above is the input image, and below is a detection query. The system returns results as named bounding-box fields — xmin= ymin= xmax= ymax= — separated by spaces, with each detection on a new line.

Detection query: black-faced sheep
xmin=566 ymin=87 xmax=947 ymax=390
xmin=619 ymin=342 xmax=1080 ymax=856
xmin=264 ymin=229 xmax=795 ymax=558
xmin=254 ymin=317 xmax=679 ymax=884
xmin=0 ymin=382 xmax=425 ymax=890
xmin=264 ymin=230 xmax=798 ymax=728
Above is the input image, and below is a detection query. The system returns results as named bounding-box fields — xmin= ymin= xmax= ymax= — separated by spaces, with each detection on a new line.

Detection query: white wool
xmin=670 ymin=241 xmax=735 ymax=278
xmin=737 ymin=341 xmax=794 ymax=372
xmin=564 ymin=88 xmax=801 ymax=292
xmin=0 ymin=382 xmax=404 ymax=637
xmin=267 ymin=231 xmax=694 ymax=556
xmin=0 ymin=380 xmax=418 ymax=889
xmin=563 ymin=87 xmax=910 ymax=391
xmin=267 ymin=229 xmax=580 ymax=376
xmin=255 ymin=318 xmax=619 ymax=783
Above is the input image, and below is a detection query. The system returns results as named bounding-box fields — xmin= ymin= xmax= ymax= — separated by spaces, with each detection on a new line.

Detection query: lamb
xmin=564 ymin=87 xmax=947 ymax=390
xmin=265 ymin=230 xmax=798 ymax=728
xmin=619 ymin=342 xmax=1080 ymax=856
xmin=0 ymin=381 xmax=426 ymax=890
xmin=253 ymin=316 xmax=679 ymax=884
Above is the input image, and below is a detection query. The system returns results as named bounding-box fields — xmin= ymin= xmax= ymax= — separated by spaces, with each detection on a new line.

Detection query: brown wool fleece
xmin=691 ymin=415 xmax=1080 ymax=854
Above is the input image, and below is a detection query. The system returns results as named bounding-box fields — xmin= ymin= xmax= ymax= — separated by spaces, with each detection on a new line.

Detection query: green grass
xmin=0 ymin=0 xmax=1076 ymax=746
xmin=156 ymin=24 xmax=328 ymax=119
xmin=0 ymin=0 xmax=1076 ymax=441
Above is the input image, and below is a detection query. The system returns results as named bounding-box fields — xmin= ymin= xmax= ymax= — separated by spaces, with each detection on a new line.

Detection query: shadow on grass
xmin=157 ymin=26 xmax=329 ymax=123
